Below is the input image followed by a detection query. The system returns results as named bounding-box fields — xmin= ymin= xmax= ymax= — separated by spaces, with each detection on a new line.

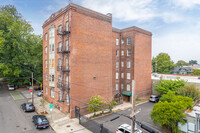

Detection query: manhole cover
xmin=66 ymin=125 xmax=71 ymax=128
xmin=24 ymin=128 xmax=26 ymax=130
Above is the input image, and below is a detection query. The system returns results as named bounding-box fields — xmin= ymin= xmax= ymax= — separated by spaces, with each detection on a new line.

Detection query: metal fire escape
xmin=57 ymin=4 xmax=71 ymax=112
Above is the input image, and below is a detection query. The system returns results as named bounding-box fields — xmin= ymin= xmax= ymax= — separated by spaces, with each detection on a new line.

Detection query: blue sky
xmin=1 ymin=0 xmax=200 ymax=63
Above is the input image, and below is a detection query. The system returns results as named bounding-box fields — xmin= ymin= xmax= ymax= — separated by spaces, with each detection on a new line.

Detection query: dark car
xmin=21 ymin=103 xmax=35 ymax=112
xmin=149 ymin=95 xmax=160 ymax=103
xmin=32 ymin=115 xmax=49 ymax=129
xmin=34 ymin=86 xmax=41 ymax=91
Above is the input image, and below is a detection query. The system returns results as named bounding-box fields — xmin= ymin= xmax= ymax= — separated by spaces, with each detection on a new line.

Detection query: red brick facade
xmin=43 ymin=3 xmax=152 ymax=117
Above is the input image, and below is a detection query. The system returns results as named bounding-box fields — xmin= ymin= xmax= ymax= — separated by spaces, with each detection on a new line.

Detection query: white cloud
xmin=160 ymin=12 xmax=183 ymax=23
xmin=172 ymin=0 xmax=200 ymax=9
xmin=46 ymin=5 xmax=55 ymax=11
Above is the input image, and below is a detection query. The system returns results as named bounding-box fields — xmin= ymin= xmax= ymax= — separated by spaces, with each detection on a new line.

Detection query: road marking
xmin=10 ymin=92 xmax=24 ymax=100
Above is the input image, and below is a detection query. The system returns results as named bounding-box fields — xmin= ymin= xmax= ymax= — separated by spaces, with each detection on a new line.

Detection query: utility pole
xmin=131 ymin=80 xmax=135 ymax=133
xmin=32 ymin=72 xmax=34 ymax=105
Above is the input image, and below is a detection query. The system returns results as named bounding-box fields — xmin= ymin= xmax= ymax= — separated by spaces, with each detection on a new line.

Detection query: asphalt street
xmin=0 ymin=81 xmax=55 ymax=133
xmin=94 ymin=102 xmax=168 ymax=133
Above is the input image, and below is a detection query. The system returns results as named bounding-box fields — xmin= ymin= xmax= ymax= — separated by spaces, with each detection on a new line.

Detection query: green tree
xmin=152 ymin=53 xmax=175 ymax=74
xmin=107 ymin=100 xmax=118 ymax=112
xmin=190 ymin=69 xmax=200 ymax=76
xmin=88 ymin=95 xmax=104 ymax=116
xmin=151 ymin=92 xmax=193 ymax=133
xmin=154 ymin=79 xmax=186 ymax=95
xmin=0 ymin=5 xmax=43 ymax=85
xmin=177 ymin=84 xmax=200 ymax=101
xmin=175 ymin=60 xmax=189 ymax=67
xmin=189 ymin=60 xmax=198 ymax=65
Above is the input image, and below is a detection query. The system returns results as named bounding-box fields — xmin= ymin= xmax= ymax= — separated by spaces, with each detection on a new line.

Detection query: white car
xmin=8 ymin=84 xmax=15 ymax=91
xmin=116 ymin=123 xmax=143 ymax=133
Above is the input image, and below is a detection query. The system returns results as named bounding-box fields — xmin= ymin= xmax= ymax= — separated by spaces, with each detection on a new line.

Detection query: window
xmin=66 ymin=94 xmax=69 ymax=105
xmin=66 ymin=58 xmax=69 ymax=69
xmin=127 ymin=73 xmax=131 ymax=80
xmin=52 ymin=59 xmax=54 ymax=67
xmin=121 ymin=72 xmax=124 ymax=79
xmin=66 ymin=21 xmax=69 ymax=31
xmin=118 ymin=128 xmax=124 ymax=132
xmin=45 ymin=87 xmax=48 ymax=94
xmin=66 ymin=76 xmax=69 ymax=86
xmin=116 ymin=38 xmax=119 ymax=45
xmin=45 ymin=74 xmax=47 ymax=81
xmin=116 ymin=72 xmax=119 ymax=79
xmin=121 ymin=61 xmax=124 ymax=67
xmin=127 ymin=49 xmax=131 ymax=56
xmin=121 ymin=50 xmax=124 ymax=56
xmin=45 ymin=46 xmax=47 ymax=54
xmin=58 ymin=25 xmax=62 ymax=33
xmin=59 ymin=92 xmax=62 ymax=101
xmin=50 ymin=89 xmax=55 ymax=98
xmin=121 ymin=84 xmax=124 ymax=90
xmin=127 ymin=61 xmax=131 ymax=68
xmin=116 ymin=50 xmax=119 ymax=57
xmin=66 ymin=40 xmax=69 ymax=50
xmin=127 ymin=37 xmax=131 ymax=45
xmin=58 ymin=42 xmax=62 ymax=52
xmin=45 ymin=60 xmax=47 ymax=68
xmin=49 ymin=44 xmax=51 ymax=52
xmin=52 ymin=75 xmax=54 ymax=82
xmin=116 ymin=61 xmax=119 ymax=69
xmin=127 ymin=84 xmax=130 ymax=91
xmin=116 ymin=84 xmax=119 ymax=91
xmin=58 ymin=75 xmax=62 ymax=83
xmin=125 ymin=130 xmax=130 ymax=133
xmin=45 ymin=33 xmax=47 ymax=41
xmin=121 ymin=39 xmax=124 ymax=45
xmin=58 ymin=58 xmax=62 ymax=67
xmin=49 ymin=75 xmax=52 ymax=82
xmin=52 ymin=44 xmax=54 ymax=51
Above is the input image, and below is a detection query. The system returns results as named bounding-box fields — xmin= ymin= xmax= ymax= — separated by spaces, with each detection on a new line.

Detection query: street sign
xmin=49 ymin=103 xmax=53 ymax=110
xmin=30 ymin=89 xmax=32 ymax=92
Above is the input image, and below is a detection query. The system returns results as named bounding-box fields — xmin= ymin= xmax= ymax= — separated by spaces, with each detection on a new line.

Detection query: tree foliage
xmin=189 ymin=60 xmax=198 ymax=65
xmin=190 ymin=69 xmax=200 ymax=76
xmin=175 ymin=60 xmax=189 ymax=67
xmin=177 ymin=84 xmax=200 ymax=101
xmin=88 ymin=95 xmax=104 ymax=113
xmin=0 ymin=5 xmax=42 ymax=85
xmin=152 ymin=53 xmax=175 ymax=74
xmin=107 ymin=100 xmax=118 ymax=111
xmin=151 ymin=91 xmax=193 ymax=133
xmin=154 ymin=79 xmax=186 ymax=95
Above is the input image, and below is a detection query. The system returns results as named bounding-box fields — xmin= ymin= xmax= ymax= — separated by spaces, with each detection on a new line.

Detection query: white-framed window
xmin=45 ymin=33 xmax=47 ymax=41
xmin=121 ymin=72 xmax=124 ymax=79
xmin=127 ymin=61 xmax=131 ymax=68
xmin=49 ymin=75 xmax=52 ymax=82
xmin=127 ymin=73 xmax=131 ymax=80
xmin=116 ymin=38 xmax=119 ymax=45
xmin=116 ymin=50 xmax=119 ymax=57
xmin=66 ymin=40 xmax=69 ymax=50
xmin=45 ymin=74 xmax=47 ymax=81
xmin=45 ymin=87 xmax=48 ymax=95
xmin=45 ymin=46 xmax=47 ymax=54
xmin=52 ymin=44 xmax=54 ymax=51
xmin=127 ymin=37 xmax=131 ymax=45
xmin=127 ymin=49 xmax=131 ymax=56
xmin=58 ymin=58 xmax=62 ymax=67
xmin=59 ymin=91 xmax=62 ymax=101
xmin=66 ymin=76 xmax=69 ymax=86
xmin=116 ymin=72 xmax=119 ymax=80
xmin=121 ymin=39 xmax=124 ymax=45
xmin=66 ymin=94 xmax=69 ymax=105
xmin=121 ymin=84 xmax=124 ymax=90
xmin=58 ymin=75 xmax=62 ymax=83
xmin=116 ymin=61 xmax=119 ymax=69
xmin=58 ymin=42 xmax=62 ymax=52
xmin=116 ymin=83 xmax=119 ymax=91
xmin=49 ymin=44 xmax=51 ymax=52
xmin=50 ymin=89 xmax=55 ymax=98
xmin=66 ymin=21 xmax=69 ymax=31
xmin=45 ymin=60 xmax=47 ymax=68
xmin=58 ymin=25 xmax=62 ymax=33
xmin=66 ymin=58 xmax=69 ymax=69
xmin=127 ymin=84 xmax=130 ymax=91
xmin=52 ymin=75 xmax=54 ymax=82
xmin=121 ymin=50 xmax=124 ymax=56
xmin=121 ymin=61 xmax=124 ymax=67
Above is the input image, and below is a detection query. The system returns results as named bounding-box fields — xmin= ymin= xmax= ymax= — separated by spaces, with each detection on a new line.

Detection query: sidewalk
xmin=29 ymin=97 xmax=91 ymax=133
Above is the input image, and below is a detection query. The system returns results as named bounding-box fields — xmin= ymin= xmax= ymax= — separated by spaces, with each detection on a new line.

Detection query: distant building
xmin=43 ymin=3 xmax=152 ymax=117
xmin=172 ymin=67 xmax=194 ymax=75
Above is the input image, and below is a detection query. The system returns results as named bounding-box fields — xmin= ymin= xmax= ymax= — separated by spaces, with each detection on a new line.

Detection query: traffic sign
xmin=49 ymin=103 xmax=53 ymax=109
xmin=30 ymin=89 xmax=32 ymax=92
xmin=30 ymin=86 xmax=32 ymax=89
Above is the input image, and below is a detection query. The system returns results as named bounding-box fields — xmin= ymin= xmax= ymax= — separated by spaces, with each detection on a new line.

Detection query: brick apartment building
xmin=43 ymin=3 xmax=152 ymax=117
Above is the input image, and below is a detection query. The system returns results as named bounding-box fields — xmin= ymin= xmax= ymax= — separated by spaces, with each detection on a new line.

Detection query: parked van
xmin=8 ymin=84 xmax=15 ymax=91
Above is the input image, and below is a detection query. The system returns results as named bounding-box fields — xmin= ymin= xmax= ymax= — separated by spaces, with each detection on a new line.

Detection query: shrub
xmin=107 ymin=100 xmax=118 ymax=112
xmin=88 ymin=95 xmax=104 ymax=116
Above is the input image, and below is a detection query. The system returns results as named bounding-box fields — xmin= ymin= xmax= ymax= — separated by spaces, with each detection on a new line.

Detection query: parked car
xmin=149 ymin=95 xmax=160 ymax=103
xmin=34 ymin=86 xmax=41 ymax=91
xmin=116 ymin=123 xmax=143 ymax=133
xmin=21 ymin=103 xmax=35 ymax=112
xmin=37 ymin=90 xmax=43 ymax=97
xmin=32 ymin=115 xmax=49 ymax=129
xmin=8 ymin=84 xmax=15 ymax=91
